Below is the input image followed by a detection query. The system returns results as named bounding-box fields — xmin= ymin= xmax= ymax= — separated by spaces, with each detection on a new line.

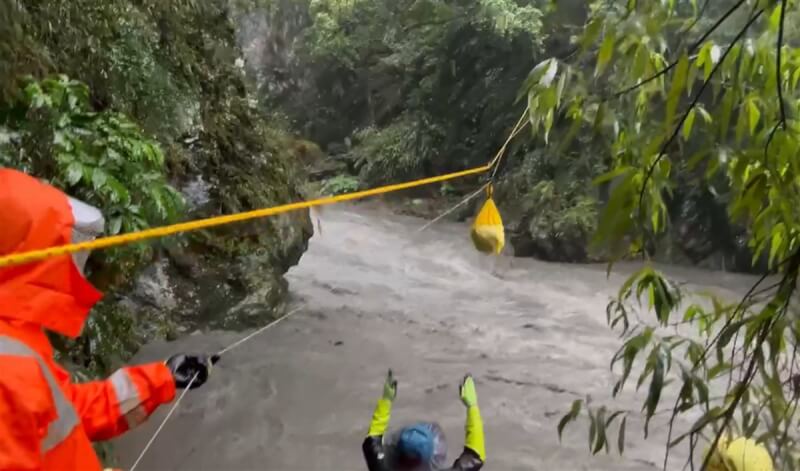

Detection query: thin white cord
xmin=216 ymin=307 xmax=303 ymax=356
xmin=411 ymin=183 xmax=489 ymax=236
xmin=128 ymin=306 xmax=303 ymax=470
xmin=423 ymin=186 xmax=484 ymax=230
xmin=129 ymin=373 xmax=198 ymax=471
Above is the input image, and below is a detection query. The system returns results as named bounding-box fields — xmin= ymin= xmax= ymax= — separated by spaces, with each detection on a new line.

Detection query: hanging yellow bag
xmin=470 ymin=185 xmax=505 ymax=255
xmin=705 ymin=435 xmax=773 ymax=471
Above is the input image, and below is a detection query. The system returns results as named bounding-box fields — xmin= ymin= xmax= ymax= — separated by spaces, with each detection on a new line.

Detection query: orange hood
xmin=0 ymin=168 xmax=102 ymax=337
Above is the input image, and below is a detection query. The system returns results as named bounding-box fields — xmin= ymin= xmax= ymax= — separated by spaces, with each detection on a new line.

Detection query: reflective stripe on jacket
xmin=0 ymin=323 xmax=176 ymax=470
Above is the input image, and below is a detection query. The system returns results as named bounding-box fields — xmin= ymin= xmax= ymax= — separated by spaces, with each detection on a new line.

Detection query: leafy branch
xmin=637 ymin=8 xmax=765 ymax=235
xmin=611 ymin=0 xmax=747 ymax=99
xmin=765 ymin=0 xmax=789 ymax=164
xmin=534 ymin=0 xmax=800 ymax=468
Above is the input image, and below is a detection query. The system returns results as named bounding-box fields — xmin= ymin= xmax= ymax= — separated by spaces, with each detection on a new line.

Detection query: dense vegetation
xmin=526 ymin=0 xmax=800 ymax=468
xmin=243 ymin=0 xmax=574 ymax=247
xmin=252 ymin=0 xmax=757 ymax=267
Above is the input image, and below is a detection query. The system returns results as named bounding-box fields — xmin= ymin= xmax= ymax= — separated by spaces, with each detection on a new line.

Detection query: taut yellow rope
xmin=0 ymin=108 xmax=529 ymax=269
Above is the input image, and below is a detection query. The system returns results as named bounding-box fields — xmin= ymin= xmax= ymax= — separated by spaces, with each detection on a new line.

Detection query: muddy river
xmin=114 ymin=203 xmax=760 ymax=470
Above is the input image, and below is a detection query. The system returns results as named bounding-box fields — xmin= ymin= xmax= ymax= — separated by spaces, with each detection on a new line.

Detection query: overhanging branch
xmin=613 ymin=0 xmax=747 ymax=99
xmin=637 ymin=9 xmax=764 ymax=242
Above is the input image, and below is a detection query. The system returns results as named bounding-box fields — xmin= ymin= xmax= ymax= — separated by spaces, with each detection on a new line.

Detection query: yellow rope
xmin=0 ymin=166 xmax=489 ymax=268
xmin=0 ymin=108 xmax=529 ymax=269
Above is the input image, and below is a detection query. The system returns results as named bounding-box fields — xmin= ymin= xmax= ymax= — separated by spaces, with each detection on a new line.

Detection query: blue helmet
xmin=388 ymin=422 xmax=448 ymax=470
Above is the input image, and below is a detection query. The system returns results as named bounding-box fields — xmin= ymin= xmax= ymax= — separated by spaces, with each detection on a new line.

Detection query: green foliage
xmin=440 ymin=182 xmax=458 ymax=197
xmin=304 ymin=0 xmax=368 ymax=67
xmin=349 ymin=118 xmax=433 ymax=185
xmin=473 ymin=0 xmax=544 ymax=36
xmin=100 ymin=12 xmax=192 ymax=138
xmin=303 ymin=0 xmax=544 ymax=65
xmin=261 ymin=0 xmax=545 ymax=171
xmin=508 ymin=179 xmax=599 ymax=261
xmin=534 ymin=0 xmax=800 ymax=467
xmin=497 ymin=134 xmax=607 ymax=262
xmin=267 ymin=0 xmax=602 ymax=262
xmin=527 ymin=181 xmax=597 ymax=240
xmin=1 ymin=75 xmax=184 ymax=272
xmin=321 ymin=174 xmax=360 ymax=195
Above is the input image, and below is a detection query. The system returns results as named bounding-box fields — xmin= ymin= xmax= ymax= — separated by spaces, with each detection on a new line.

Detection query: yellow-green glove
xmin=460 ymin=375 xmax=485 ymax=461
xmin=383 ymin=369 xmax=398 ymax=401
xmin=460 ymin=374 xmax=478 ymax=407
xmin=368 ymin=369 xmax=397 ymax=437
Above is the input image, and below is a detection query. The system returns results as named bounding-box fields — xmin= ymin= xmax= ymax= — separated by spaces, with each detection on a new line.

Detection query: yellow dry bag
xmin=706 ymin=435 xmax=774 ymax=471
xmin=470 ymin=185 xmax=505 ymax=255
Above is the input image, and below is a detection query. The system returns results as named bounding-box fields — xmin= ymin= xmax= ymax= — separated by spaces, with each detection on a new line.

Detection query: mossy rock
xmin=3 ymin=0 xmax=314 ymax=403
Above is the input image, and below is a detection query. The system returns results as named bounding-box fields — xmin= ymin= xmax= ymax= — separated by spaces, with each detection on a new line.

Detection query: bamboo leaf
xmin=696 ymin=105 xmax=712 ymax=124
xmin=708 ymin=361 xmax=732 ymax=379
xmin=736 ymin=103 xmax=748 ymax=144
xmin=558 ymin=400 xmax=583 ymax=441
xmin=596 ymin=31 xmax=616 ymax=76
xmin=632 ymin=44 xmax=648 ymax=80
xmin=670 ymin=407 xmax=724 ymax=447
xmin=667 ymin=54 xmax=689 ymax=125
xmin=605 ymin=410 xmax=625 ymax=427
xmin=593 ymin=166 xmax=634 ymax=186
xmin=683 ymin=108 xmax=696 ymax=140
xmin=698 ymin=43 xmax=713 ymax=80
xmin=792 ymin=67 xmax=800 ymax=90
xmin=719 ymin=318 xmax=748 ymax=350
xmin=581 ymin=18 xmax=603 ymax=50
xmin=719 ymin=92 xmax=734 ymax=140
xmin=769 ymin=3 xmax=784 ymax=31
xmin=769 ymin=226 xmax=784 ymax=268
xmin=556 ymin=70 xmax=567 ymax=108
xmin=748 ymin=100 xmax=761 ymax=136
xmin=593 ymin=407 xmax=608 ymax=454
xmin=643 ymin=349 xmax=664 ymax=438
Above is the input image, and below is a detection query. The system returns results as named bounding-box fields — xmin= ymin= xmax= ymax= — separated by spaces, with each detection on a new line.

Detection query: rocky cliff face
xmin=2 ymin=0 xmax=312 ymax=383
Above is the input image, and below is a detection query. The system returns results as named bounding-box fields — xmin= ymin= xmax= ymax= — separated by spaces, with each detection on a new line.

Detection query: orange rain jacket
xmin=0 ymin=168 xmax=176 ymax=470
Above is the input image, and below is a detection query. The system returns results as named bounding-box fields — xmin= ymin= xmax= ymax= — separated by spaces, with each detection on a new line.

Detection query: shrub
xmin=322 ymin=174 xmax=360 ymax=195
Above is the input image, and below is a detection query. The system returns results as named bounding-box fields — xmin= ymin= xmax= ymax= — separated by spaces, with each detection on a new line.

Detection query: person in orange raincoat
xmin=0 ymin=168 xmax=217 ymax=470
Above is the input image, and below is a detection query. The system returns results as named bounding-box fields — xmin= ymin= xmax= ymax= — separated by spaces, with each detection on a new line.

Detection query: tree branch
xmin=664 ymin=252 xmax=789 ymax=470
xmin=637 ymin=9 xmax=764 ymax=237
xmin=613 ymin=0 xmax=747 ymax=98
xmin=778 ymin=341 xmax=800 ymax=448
xmin=766 ymin=0 xmax=788 ymax=165
xmin=776 ymin=0 xmax=788 ymax=125
xmin=764 ymin=121 xmax=782 ymax=163
xmin=700 ymin=249 xmax=800 ymax=470
xmin=700 ymin=318 xmax=776 ymax=470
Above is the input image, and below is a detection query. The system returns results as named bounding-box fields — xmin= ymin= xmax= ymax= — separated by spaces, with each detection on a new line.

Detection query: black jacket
xmin=362 ymin=436 xmax=484 ymax=471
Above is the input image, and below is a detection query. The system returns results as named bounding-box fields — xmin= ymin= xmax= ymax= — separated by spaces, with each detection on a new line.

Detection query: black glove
xmin=166 ymin=354 xmax=220 ymax=389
